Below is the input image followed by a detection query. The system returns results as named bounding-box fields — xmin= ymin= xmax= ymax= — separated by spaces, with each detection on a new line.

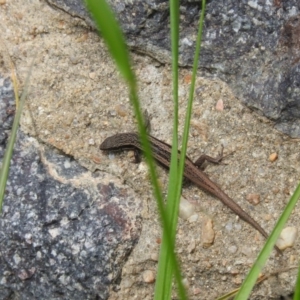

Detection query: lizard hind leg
xmin=193 ymin=145 xmax=225 ymax=170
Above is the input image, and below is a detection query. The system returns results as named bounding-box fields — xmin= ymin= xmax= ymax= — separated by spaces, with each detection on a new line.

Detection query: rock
xmin=142 ymin=270 xmax=155 ymax=283
xmin=246 ymin=193 xmax=261 ymax=205
xmin=276 ymin=227 xmax=298 ymax=250
xmin=0 ymin=75 xmax=142 ymax=299
xmin=46 ymin=0 xmax=300 ymax=137
xmin=188 ymin=213 xmax=199 ymax=223
xmin=179 ymin=197 xmax=195 ymax=220
xmin=187 ymin=239 xmax=196 ymax=254
xmin=269 ymin=152 xmax=278 ymax=162
xmin=201 ymin=218 xmax=215 ymax=248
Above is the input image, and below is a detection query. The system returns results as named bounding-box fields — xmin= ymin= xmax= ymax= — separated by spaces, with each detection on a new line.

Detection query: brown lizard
xmin=100 ymin=132 xmax=281 ymax=254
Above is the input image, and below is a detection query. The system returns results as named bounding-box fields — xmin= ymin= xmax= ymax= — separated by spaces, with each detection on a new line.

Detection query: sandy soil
xmin=0 ymin=0 xmax=299 ymax=299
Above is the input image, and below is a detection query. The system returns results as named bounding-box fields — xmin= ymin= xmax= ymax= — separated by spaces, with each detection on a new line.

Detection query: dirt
xmin=0 ymin=0 xmax=299 ymax=299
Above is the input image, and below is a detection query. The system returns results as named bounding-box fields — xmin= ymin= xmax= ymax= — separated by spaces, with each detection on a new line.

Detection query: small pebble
xmin=216 ymin=99 xmax=224 ymax=111
xmin=115 ymin=104 xmax=127 ymax=117
xmin=246 ymin=193 xmax=260 ymax=205
xmin=276 ymin=227 xmax=298 ymax=250
xmin=122 ymin=278 xmax=134 ymax=288
xmin=233 ymin=276 xmax=242 ymax=285
xmin=88 ymin=138 xmax=95 ymax=145
xmin=89 ymin=72 xmax=96 ymax=80
xmin=76 ymin=33 xmax=88 ymax=42
xmin=290 ymin=254 xmax=297 ymax=264
xmin=48 ymin=228 xmax=60 ymax=238
xmin=150 ymin=253 xmax=159 ymax=261
xmin=138 ymin=162 xmax=148 ymax=173
xmin=272 ymin=187 xmax=280 ymax=194
xmin=184 ymin=74 xmax=192 ymax=84
xmin=225 ymin=222 xmax=233 ymax=231
xmin=64 ymin=160 xmax=71 ymax=168
xmin=230 ymin=268 xmax=239 ymax=275
xmin=179 ymin=197 xmax=195 ymax=220
xmin=264 ymin=214 xmax=272 ymax=221
xmin=228 ymin=245 xmax=238 ymax=254
xmin=202 ymin=219 xmax=215 ymax=248
xmin=269 ymin=152 xmax=278 ymax=162
xmin=188 ymin=214 xmax=199 ymax=223
xmin=13 ymin=254 xmax=21 ymax=265
xmin=18 ymin=268 xmax=36 ymax=280
xmin=203 ymin=261 xmax=212 ymax=269
xmin=69 ymin=56 xmax=80 ymax=64
xmin=193 ymin=287 xmax=201 ymax=295
xmin=182 ymin=278 xmax=189 ymax=288
xmin=187 ymin=239 xmax=196 ymax=253
xmin=142 ymin=270 xmax=155 ymax=283
xmin=108 ymin=109 xmax=117 ymax=117
xmin=91 ymin=155 xmax=101 ymax=164
xmin=24 ymin=233 xmax=32 ymax=244
xmin=127 ymin=150 xmax=135 ymax=159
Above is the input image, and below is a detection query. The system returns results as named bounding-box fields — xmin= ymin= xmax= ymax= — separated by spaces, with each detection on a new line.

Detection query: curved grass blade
xmin=84 ymin=0 xmax=134 ymax=85
xmin=235 ymin=184 xmax=300 ymax=299
xmin=0 ymin=58 xmax=35 ymax=212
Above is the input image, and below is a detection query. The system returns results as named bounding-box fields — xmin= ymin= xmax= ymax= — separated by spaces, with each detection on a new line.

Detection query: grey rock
xmin=0 ymin=75 xmax=142 ymax=299
xmin=0 ymin=76 xmax=15 ymax=146
xmin=46 ymin=0 xmax=300 ymax=137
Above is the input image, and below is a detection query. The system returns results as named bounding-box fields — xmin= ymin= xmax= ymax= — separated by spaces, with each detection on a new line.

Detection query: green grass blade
xmin=84 ymin=0 xmax=134 ymax=85
xmin=0 ymin=59 xmax=34 ymax=213
xmin=167 ymin=0 xmax=180 ymax=216
xmin=177 ymin=0 xmax=206 ymax=199
xmin=154 ymin=0 xmax=181 ymax=299
xmin=155 ymin=1 xmax=206 ymax=299
xmin=235 ymin=183 xmax=300 ymax=299
xmin=85 ymin=1 xmax=187 ymax=298
xmin=293 ymin=263 xmax=300 ymax=300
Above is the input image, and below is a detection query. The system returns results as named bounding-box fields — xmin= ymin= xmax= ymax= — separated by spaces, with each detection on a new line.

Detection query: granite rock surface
xmin=0 ymin=75 xmax=142 ymax=300
xmin=46 ymin=0 xmax=300 ymax=137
